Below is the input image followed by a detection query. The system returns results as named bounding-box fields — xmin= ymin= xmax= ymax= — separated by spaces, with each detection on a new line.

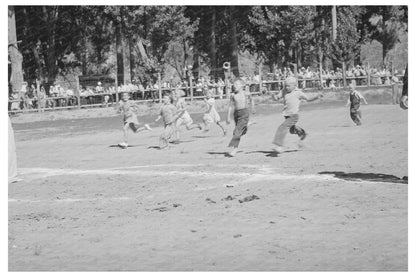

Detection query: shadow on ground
xmin=206 ymin=151 xmax=238 ymax=157
xmin=246 ymin=150 xmax=299 ymax=157
xmin=109 ymin=144 xmax=145 ymax=148
xmin=319 ymin=171 xmax=408 ymax=184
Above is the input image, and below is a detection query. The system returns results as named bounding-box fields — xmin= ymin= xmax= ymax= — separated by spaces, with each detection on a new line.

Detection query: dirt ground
xmin=8 ymin=100 xmax=408 ymax=271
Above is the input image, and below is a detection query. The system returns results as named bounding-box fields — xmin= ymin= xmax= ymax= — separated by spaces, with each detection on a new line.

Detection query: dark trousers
xmin=273 ymin=114 xmax=306 ymax=146
xmin=228 ymin=108 xmax=249 ymax=148
xmin=350 ymin=109 xmax=362 ymax=125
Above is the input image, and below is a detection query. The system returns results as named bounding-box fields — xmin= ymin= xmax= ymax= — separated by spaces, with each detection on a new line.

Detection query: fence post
xmin=342 ymin=61 xmax=347 ymax=88
xmin=189 ymin=74 xmax=194 ymax=101
xmin=367 ymin=62 xmax=371 ymax=87
xmin=36 ymin=79 xmax=41 ymax=113
xmin=115 ymin=76 xmax=119 ymax=104
xmin=76 ymin=77 xmax=81 ymax=109
xmin=158 ymin=72 xmax=162 ymax=102
xmin=258 ymin=62 xmax=262 ymax=94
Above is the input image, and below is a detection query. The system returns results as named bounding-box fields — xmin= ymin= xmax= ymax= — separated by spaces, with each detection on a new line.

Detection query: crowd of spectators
xmin=9 ymin=64 xmax=405 ymax=113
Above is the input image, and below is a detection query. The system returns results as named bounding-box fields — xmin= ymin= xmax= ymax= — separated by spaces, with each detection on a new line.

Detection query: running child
xmin=346 ymin=81 xmax=368 ymax=126
xmin=272 ymin=76 xmax=323 ymax=154
xmin=173 ymin=89 xmax=202 ymax=141
xmin=202 ymin=90 xmax=227 ymax=135
xmin=226 ymin=78 xmax=255 ymax=157
xmin=155 ymin=95 xmax=185 ymax=149
xmin=117 ymin=92 xmax=152 ymax=148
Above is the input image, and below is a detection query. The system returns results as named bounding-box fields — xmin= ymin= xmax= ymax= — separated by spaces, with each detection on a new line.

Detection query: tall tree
xmin=361 ymin=6 xmax=407 ymax=64
xmin=8 ymin=6 xmax=24 ymax=92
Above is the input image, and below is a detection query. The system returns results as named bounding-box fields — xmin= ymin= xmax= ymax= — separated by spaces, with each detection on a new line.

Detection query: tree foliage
xmin=10 ymin=5 xmax=408 ymax=87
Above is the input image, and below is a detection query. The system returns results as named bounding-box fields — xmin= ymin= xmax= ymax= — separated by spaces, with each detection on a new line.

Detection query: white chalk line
xmin=17 ymin=166 xmax=335 ymax=183
xmin=9 ymin=196 xmax=133 ymax=204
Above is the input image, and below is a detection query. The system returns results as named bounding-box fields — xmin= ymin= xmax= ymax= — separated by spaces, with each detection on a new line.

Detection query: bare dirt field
xmin=8 ymin=100 xmax=408 ymax=271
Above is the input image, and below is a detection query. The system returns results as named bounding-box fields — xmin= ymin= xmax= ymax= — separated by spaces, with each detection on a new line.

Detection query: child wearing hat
xmin=117 ymin=92 xmax=152 ymax=148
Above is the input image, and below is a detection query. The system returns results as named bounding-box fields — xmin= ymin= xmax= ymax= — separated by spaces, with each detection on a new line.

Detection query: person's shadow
xmin=109 ymin=144 xmax=144 ymax=148
xmin=246 ymin=150 xmax=299 ymax=157
xmin=207 ymin=151 xmax=238 ymax=157
xmin=319 ymin=171 xmax=408 ymax=184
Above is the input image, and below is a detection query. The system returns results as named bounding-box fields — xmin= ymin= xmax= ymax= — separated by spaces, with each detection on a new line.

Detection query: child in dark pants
xmin=226 ymin=79 xmax=255 ymax=157
xmin=346 ymin=82 xmax=368 ymax=126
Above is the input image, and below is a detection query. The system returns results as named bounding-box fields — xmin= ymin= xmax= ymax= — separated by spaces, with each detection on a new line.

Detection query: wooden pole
xmin=258 ymin=62 xmax=262 ymax=94
xmin=342 ymin=61 xmax=347 ymax=88
xmin=189 ymin=71 xmax=194 ymax=101
xmin=36 ymin=79 xmax=41 ymax=113
xmin=367 ymin=62 xmax=371 ymax=87
xmin=157 ymin=72 xmax=162 ymax=102
xmin=76 ymin=77 xmax=81 ymax=109
xmin=115 ymin=76 xmax=119 ymax=103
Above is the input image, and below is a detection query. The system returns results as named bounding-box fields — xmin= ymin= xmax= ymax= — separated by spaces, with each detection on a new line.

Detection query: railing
xmin=8 ymin=74 xmax=404 ymax=114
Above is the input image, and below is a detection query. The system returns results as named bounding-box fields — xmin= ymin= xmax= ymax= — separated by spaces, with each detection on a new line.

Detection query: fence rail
xmin=8 ymin=74 xmax=404 ymax=114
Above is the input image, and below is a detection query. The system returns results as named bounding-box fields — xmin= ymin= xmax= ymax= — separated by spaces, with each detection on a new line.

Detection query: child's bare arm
xmin=358 ymin=92 xmax=368 ymax=104
xmin=301 ymin=92 xmax=323 ymax=102
xmin=272 ymin=91 xmax=282 ymax=101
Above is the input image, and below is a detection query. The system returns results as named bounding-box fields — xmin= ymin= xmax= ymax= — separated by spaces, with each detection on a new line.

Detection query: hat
xmin=98 ymin=82 xmax=102 ymax=85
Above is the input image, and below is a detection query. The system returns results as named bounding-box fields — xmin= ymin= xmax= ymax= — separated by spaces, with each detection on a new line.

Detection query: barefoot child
xmin=118 ymin=92 xmax=152 ymax=148
xmin=226 ymin=78 xmax=255 ymax=157
xmin=202 ymin=90 xmax=227 ymax=135
xmin=155 ymin=95 xmax=185 ymax=149
xmin=346 ymin=81 xmax=368 ymax=126
xmin=173 ymin=89 xmax=202 ymax=141
xmin=272 ymin=76 xmax=323 ymax=153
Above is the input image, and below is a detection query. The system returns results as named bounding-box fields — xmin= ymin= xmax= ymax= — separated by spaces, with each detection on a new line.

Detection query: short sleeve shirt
xmin=282 ymin=89 xmax=306 ymax=116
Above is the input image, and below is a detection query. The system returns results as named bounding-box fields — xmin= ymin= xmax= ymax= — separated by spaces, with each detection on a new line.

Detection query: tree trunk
xmin=209 ymin=7 xmax=217 ymax=78
xmin=8 ymin=6 xmax=24 ymax=92
xmin=382 ymin=43 xmax=388 ymax=66
xmin=230 ymin=7 xmax=239 ymax=78
xmin=192 ymin=49 xmax=200 ymax=80
xmin=123 ymin=34 xmax=131 ymax=84
xmin=116 ymin=22 xmax=124 ymax=85
xmin=80 ymin=34 xmax=88 ymax=76
xmin=129 ymin=38 xmax=135 ymax=82
xmin=43 ymin=6 xmax=59 ymax=84
xmin=297 ymin=44 xmax=302 ymax=68
xmin=332 ymin=6 xmax=337 ymax=41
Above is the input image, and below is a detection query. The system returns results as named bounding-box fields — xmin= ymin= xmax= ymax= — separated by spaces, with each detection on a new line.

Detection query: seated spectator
xmin=96 ymin=82 xmax=104 ymax=93
xmin=10 ymin=91 xmax=20 ymax=111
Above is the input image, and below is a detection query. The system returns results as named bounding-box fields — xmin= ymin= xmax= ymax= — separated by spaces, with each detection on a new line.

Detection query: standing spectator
xmin=391 ymin=72 xmax=400 ymax=105
xmin=38 ymin=85 xmax=47 ymax=112
xmin=400 ymin=65 xmax=408 ymax=110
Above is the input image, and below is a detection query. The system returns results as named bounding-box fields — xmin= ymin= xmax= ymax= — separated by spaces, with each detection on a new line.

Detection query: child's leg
xmin=350 ymin=110 xmax=362 ymax=125
xmin=186 ymin=123 xmax=202 ymax=131
xmin=123 ymin=123 xmax=130 ymax=144
xmin=131 ymin=123 xmax=152 ymax=133
xmin=289 ymin=125 xmax=307 ymax=140
xmin=159 ymin=124 xmax=174 ymax=149
xmin=273 ymin=115 xmax=298 ymax=149
xmin=228 ymin=110 xmax=249 ymax=156
xmin=216 ymin=122 xmax=227 ymax=135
